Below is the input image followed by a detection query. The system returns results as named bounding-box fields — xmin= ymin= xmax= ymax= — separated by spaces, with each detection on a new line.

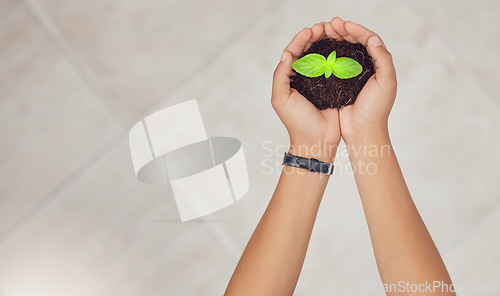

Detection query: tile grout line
xmin=0 ymin=0 xmax=131 ymax=247
xmin=207 ymin=222 xmax=242 ymax=260
xmin=400 ymin=0 xmax=500 ymax=254
xmin=190 ymin=0 xmax=289 ymax=260
xmin=7 ymin=0 xmax=287 ymax=260
xmin=147 ymin=0 xmax=288 ymax=114
xmin=20 ymin=0 xmax=130 ymax=129
xmin=112 ymin=0 xmax=288 ymax=260
xmin=402 ymin=0 xmax=500 ymax=110
xmin=151 ymin=0 xmax=290 ymax=260
xmin=0 ymin=132 xmax=124 ymax=247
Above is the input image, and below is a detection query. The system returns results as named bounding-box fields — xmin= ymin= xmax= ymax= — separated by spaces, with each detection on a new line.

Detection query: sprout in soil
xmin=292 ymin=51 xmax=362 ymax=79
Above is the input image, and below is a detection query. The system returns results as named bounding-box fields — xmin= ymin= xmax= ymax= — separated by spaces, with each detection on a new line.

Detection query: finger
xmin=311 ymin=22 xmax=326 ymax=42
xmin=344 ymin=21 xmax=396 ymax=83
xmin=330 ymin=17 xmax=357 ymax=43
xmin=344 ymin=21 xmax=383 ymax=47
xmin=305 ymin=22 xmax=326 ymax=51
xmin=271 ymin=50 xmax=293 ymax=107
xmin=324 ymin=22 xmax=342 ymax=41
xmin=284 ymin=27 xmax=312 ymax=59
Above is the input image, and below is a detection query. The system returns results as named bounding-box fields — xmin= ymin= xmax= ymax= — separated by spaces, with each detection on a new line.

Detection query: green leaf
xmin=292 ymin=54 xmax=327 ymax=77
xmin=325 ymin=65 xmax=333 ymax=78
xmin=332 ymin=57 xmax=363 ymax=79
xmin=327 ymin=51 xmax=336 ymax=65
xmin=325 ymin=51 xmax=336 ymax=78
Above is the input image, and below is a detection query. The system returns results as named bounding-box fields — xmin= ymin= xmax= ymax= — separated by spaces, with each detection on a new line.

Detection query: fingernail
xmin=370 ymin=36 xmax=383 ymax=47
xmin=280 ymin=51 xmax=287 ymax=62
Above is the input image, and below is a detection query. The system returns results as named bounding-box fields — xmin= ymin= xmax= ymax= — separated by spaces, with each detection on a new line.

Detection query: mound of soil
xmin=290 ymin=38 xmax=374 ymax=110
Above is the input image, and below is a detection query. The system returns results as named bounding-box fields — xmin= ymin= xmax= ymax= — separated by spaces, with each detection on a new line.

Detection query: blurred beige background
xmin=1 ymin=0 xmax=499 ymax=295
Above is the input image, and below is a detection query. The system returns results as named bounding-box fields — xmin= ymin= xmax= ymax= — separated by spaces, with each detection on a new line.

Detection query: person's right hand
xmin=272 ymin=23 xmax=342 ymax=163
xmin=327 ymin=17 xmax=397 ymax=144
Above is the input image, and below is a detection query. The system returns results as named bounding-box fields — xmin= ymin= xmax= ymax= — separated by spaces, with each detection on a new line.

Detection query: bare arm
xmin=225 ymin=23 xmax=341 ymax=296
xmin=226 ymin=17 xmax=455 ymax=295
xmin=349 ymin=131 xmax=454 ymax=294
xmin=332 ymin=18 xmax=455 ymax=295
xmin=224 ymin=154 xmax=333 ymax=295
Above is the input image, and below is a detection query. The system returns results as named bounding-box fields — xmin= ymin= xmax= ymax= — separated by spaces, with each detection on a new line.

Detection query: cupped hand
xmin=327 ymin=17 xmax=398 ymax=144
xmin=271 ymin=23 xmax=342 ymax=162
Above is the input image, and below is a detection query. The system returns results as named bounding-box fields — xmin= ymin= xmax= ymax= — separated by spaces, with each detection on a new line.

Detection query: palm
xmin=283 ymin=89 xmax=340 ymax=144
xmin=339 ymin=75 xmax=382 ymax=135
xmin=323 ymin=18 xmax=397 ymax=139
xmin=272 ymin=23 xmax=343 ymax=147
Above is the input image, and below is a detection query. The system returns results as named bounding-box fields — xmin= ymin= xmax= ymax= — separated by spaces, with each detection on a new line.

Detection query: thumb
xmin=271 ymin=50 xmax=293 ymax=107
xmin=366 ymin=35 xmax=397 ymax=86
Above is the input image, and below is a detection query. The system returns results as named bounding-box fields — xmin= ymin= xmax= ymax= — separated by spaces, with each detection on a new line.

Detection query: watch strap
xmin=282 ymin=152 xmax=334 ymax=175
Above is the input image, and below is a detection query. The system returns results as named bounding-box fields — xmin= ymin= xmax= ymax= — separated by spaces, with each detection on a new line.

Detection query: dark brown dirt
xmin=290 ymin=38 xmax=374 ymax=110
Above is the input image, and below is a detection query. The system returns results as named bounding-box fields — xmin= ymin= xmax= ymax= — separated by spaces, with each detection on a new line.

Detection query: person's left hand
xmin=271 ymin=22 xmax=341 ymax=162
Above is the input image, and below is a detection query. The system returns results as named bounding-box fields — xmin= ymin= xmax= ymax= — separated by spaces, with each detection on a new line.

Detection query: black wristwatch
xmin=282 ymin=152 xmax=334 ymax=175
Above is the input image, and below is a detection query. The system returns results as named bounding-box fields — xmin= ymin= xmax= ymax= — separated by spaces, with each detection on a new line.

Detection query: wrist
xmin=288 ymin=139 xmax=338 ymax=163
xmin=344 ymin=129 xmax=392 ymax=161
xmin=342 ymin=123 xmax=390 ymax=147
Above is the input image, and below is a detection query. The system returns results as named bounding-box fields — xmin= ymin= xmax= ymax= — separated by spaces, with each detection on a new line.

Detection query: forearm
xmin=225 ymin=145 xmax=333 ymax=296
xmin=347 ymin=130 xmax=454 ymax=295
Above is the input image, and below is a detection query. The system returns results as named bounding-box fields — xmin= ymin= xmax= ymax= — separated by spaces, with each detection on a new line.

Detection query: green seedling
xmin=292 ymin=51 xmax=362 ymax=79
